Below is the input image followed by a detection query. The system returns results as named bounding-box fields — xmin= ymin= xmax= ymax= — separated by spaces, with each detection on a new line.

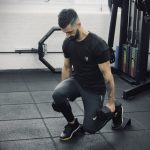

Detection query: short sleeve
xmin=93 ymin=39 xmax=110 ymax=64
xmin=62 ymin=38 xmax=70 ymax=58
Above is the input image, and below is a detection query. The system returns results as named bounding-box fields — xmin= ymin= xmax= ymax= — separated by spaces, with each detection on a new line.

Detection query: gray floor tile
xmin=31 ymin=91 xmax=53 ymax=103
xmin=37 ymin=103 xmax=63 ymax=118
xmin=22 ymin=71 xmax=58 ymax=82
xmin=119 ymin=97 xmax=150 ymax=112
xmin=105 ymin=88 xmax=124 ymax=99
xmin=70 ymin=101 xmax=84 ymax=116
xmin=0 ymin=70 xmax=150 ymax=150
xmin=134 ymin=89 xmax=150 ymax=99
xmin=26 ymin=80 xmax=59 ymax=91
xmin=128 ymin=112 xmax=150 ymax=130
xmin=100 ymin=113 xmax=144 ymax=133
xmin=54 ymin=74 xmax=61 ymax=82
xmin=0 ymin=104 xmax=41 ymax=120
xmin=54 ymin=134 xmax=113 ymax=150
xmin=0 ymin=138 xmax=56 ymax=150
xmin=76 ymin=100 xmax=84 ymax=111
xmin=0 ymin=119 xmax=49 ymax=141
xmin=114 ymin=76 xmax=133 ymax=89
xmin=44 ymin=117 xmax=68 ymax=137
xmin=103 ymin=130 xmax=150 ymax=150
xmin=135 ymin=89 xmax=150 ymax=99
xmin=146 ymin=96 xmax=150 ymax=99
xmin=37 ymin=101 xmax=83 ymax=118
xmin=145 ymin=90 xmax=150 ymax=99
xmin=0 ymin=92 xmax=33 ymax=105
xmin=0 ymin=82 xmax=28 ymax=93
xmin=0 ymin=71 xmax=22 ymax=82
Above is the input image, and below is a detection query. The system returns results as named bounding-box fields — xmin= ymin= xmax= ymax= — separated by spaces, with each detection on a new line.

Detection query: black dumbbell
xmin=93 ymin=106 xmax=114 ymax=129
xmin=93 ymin=101 xmax=123 ymax=130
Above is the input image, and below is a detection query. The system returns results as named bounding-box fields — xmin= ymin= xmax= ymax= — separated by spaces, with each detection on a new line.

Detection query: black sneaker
xmin=112 ymin=103 xmax=123 ymax=129
xmin=60 ymin=118 xmax=81 ymax=141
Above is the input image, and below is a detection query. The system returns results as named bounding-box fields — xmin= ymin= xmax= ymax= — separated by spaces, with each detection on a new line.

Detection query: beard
xmin=69 ymin=29 xmax=80 ymax=41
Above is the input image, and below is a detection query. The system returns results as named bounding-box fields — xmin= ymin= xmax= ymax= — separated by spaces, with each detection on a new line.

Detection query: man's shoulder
xmin=62 ymin=38 xmax=71 ymax=50
xmin=89 ymin=32 xmax=106 ymax=47
xmin=63 ymin=37 xmax=70 ymax=45
xmin=90 ymin=32 xmax=104 ymax=42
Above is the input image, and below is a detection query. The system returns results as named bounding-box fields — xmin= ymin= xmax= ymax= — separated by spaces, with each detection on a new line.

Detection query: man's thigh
xmin=53 ymin=77 xmax=80 ymax=102
xmin=81 ymin=90 xmax=105 ymax=133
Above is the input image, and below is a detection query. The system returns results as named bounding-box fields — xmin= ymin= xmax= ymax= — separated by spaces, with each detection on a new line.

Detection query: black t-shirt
xmin=62 ymin=32 xmax=110 ymax=95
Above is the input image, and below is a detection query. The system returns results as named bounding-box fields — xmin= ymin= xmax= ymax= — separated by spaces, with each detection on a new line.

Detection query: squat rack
xmin=108 ymin=0 xmax=150 ymax=99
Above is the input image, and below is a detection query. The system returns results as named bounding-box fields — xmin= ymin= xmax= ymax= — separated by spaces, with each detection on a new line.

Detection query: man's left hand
xmin=106 ymin=101 xmax=115 ymax=113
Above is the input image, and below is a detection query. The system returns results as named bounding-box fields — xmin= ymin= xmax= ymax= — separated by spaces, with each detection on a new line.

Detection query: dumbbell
xmin=93 ymin=101 xmax=131 ymax=130
xmin=93 ymin=106 xmax=114 ymax=129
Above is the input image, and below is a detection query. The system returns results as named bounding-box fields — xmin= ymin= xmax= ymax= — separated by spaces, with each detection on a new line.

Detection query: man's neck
xmin=77 ymin=27 xmax=89 ymax=41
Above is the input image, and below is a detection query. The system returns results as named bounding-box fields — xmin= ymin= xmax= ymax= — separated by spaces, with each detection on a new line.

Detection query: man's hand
xmin=106 ymin=101 xmax=115 ymax=112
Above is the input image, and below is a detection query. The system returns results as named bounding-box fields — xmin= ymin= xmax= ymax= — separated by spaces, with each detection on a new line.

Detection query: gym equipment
xmin=121 ymin=0 xmax=132 ymax=74
xmin=135 ymin=0 xmax=150 ymax=15
xmin=12 ymin=26 xmax=62 ymax=73
xmin=108 ymin=0 xmax=122 ymax=64
xmin=136 ymin=0 xmax=150 ymax=23
xmin=129 ymin=9 xmax=140 ymax=79
xmin=124 ymin=6 xmax=150 ymax=99
xmin=121 ymin=0 xmax=139 ymax=79
xmin=93 ymin=106 xmax=113 ymax=127
xmin=38 ymin=26 xmax=61 ymax=73
xmin=93 ymin=101 xmax=131 ymax=130
xmin=108 ymin=0 xmax=150 ymax=99
xmin=110 ymin=48 xmax=116 ymax=64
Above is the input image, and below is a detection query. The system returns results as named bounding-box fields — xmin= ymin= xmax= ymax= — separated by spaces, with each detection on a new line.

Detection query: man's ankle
xmin=69 ymin=119 xmax=75 ymax=124
xmin=69 ymin=118 xmax=76 ymax=124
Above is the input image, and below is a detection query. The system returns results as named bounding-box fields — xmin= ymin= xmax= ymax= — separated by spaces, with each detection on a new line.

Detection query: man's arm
xmin=61 ymin=58 xmax=72 ymax=81
xmin=98 ymin=61 xmax=115 ymax=112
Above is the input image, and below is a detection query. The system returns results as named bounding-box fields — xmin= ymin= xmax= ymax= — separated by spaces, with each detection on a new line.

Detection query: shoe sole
xmin=60 ymin=125 xmax=81 ymax=141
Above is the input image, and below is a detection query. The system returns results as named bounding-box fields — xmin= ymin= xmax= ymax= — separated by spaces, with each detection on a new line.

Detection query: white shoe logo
xmin=85 ymin=56 xmax=88 ymax=62
xmin=93 ymin=116 xmax=97 ymax=120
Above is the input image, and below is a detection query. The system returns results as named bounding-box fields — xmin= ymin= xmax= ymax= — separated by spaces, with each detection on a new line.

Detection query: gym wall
xmin=0 ymin=3 xmax=149 ymax=71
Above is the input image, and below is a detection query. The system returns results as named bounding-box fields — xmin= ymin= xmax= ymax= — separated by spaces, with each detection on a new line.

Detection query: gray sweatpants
xmin=52 ymin=77 xmax=105 ymax=133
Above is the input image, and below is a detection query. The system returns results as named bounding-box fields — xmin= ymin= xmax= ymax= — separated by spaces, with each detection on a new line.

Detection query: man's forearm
xmin=106 ymin=79 xmax=115 ymax=103
xmin=61 ymin=66 xmax=72 ymax=81
xmin=104 ymin=73 xmax=115 ymax=103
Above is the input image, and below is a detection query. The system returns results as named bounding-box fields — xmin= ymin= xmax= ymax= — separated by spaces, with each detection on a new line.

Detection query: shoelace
xmin=64 ymin=124 xmax=74 ymax=134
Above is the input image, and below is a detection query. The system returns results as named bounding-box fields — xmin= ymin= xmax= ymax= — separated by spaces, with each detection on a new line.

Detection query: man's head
xmin=58 ymin=9 xmax=81 ymax=40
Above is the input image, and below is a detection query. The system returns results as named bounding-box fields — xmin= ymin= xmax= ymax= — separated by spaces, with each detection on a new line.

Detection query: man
xmin=52 ymin=8 xmax=123 ymax=141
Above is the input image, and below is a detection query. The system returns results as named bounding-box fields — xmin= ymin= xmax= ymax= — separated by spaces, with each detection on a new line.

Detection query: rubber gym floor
xmin=0 ymin=69 xmax=150 ymax=150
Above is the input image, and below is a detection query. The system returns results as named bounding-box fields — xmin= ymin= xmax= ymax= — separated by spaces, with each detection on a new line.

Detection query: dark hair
xmin=58 ymin=9 xmax=78 ymax=28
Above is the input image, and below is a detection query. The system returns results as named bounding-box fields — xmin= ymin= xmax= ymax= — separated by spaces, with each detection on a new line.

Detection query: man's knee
xmin=82 ymin=126 xmax=98 ymax=134
xmin=52 ymin=89 xmax=72 ymax=113
xmin=52 ymin=90 xmax=66 ymax=104
xmin=51 ymin=102 xmax=67 ymax=112
xmin=52 ymin=89 xmax=77 ymax=104
xmin=82 ymin=117 xmax=101 ymax=134
xmin=51 ymin=101 xmax=72 ymax=113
